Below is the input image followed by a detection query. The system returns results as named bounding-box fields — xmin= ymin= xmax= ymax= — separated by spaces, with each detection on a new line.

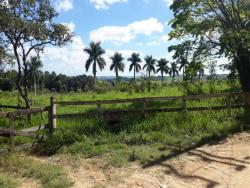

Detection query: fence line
xmin=54 ymin=92 xmax=250 ymax=106
xmin=0 ymin=92 xmax=250 ymax=153
xmin=53 ymin=92 xmax=250 ymax=119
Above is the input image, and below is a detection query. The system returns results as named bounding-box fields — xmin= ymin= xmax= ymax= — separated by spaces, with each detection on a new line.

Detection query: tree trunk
xmin=34 ymin=75 xmax=37 ymax=97
xmin=149 ymin=71 xmax=151 ymax=80
xmin=161 ymin=72 xmax=164 ymax=85
xmin=134 ymin=68 xmax=136 ymax=83
xmin=235 ymin=50 xmax=250 ymax=92
xmin=183 ymin=66 xmax=185 ymax=81
xmin=235 ymin=49 xmax=250 ymax=124
xmin=93 ymin=60 xmax=97 ymax=89
xmin=13 ymin=46 xmax=30 ymax=108
xmin=116 ymin=70 xmax=118 ymax=85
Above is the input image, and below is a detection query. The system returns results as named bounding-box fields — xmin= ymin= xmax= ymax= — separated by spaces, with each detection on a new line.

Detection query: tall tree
xmin=156 ymin=58 xmax=169 ymax=85
xmin=0 ymin=0 xmax=73 ymax=107
xmin=110 ymin=52 xmax=125 ymax=84
xmin=169 ymin=62 xmax=179 ymax=83
xmin=27 ymin=56 xmax=43 ymax=96
xmin=83 ymin=42 xmax=106 ymax=87
xmin=128 ymin=53 xmax=142 ymax=82
xmin=169 ymin=0 xmax=250 ymax=92
xmin=143 ymin=55 xmax=156 ymax=79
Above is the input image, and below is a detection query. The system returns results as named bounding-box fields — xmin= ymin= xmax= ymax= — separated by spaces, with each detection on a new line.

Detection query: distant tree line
xmin=0 ymin=65 xmax=95 ymax=93
xmin=84 ymin=42 xmax=213 ymax=86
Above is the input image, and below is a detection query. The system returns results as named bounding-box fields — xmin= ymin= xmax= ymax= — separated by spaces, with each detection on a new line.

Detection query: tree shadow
xmin=142 ymin=132 xmax=250 ymax=188
xmin=161 ymin=163 xmax=219 ymax=188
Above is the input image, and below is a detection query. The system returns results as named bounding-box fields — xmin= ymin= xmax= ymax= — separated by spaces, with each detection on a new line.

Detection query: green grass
xmin=0 ymin=154 xmax=72 ymax=188
xmin=0 ymin=80 xmax=247 ymax=168
xmin=0 ymin=174 xmax=17 ymax=188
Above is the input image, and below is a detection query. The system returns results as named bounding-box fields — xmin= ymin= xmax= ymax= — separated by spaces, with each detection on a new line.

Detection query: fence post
xmin=142 ymin=98 xmax=147 ymax=117
xmin=49 ymin=97 xmax=56 ymax=134
xmin=0 ymin=104 xmax=3 ymax=113
xmin=8 ymin=112 xmax=15 ymax=153
xmin=226 ymin=96 xmax=231 ymax=109
xmin=97 ymin=101 xmax=102 ymax=119
xmin=182 ymin=97 xmax=187 ymax=111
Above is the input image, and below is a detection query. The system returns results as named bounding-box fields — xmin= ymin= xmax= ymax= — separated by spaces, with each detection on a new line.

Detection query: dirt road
xmin=68 ymin=132 xmax=250 ymax=188
xmin=22 ymin=131 xmax=250 ymax=188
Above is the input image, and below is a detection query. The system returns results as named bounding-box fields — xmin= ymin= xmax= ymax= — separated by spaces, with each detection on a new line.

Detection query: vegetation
xmin=0 ymin=154 xmax=72 ymax=188
xmin=128 ymin=53 xmax=142 ymax=82
xmin=110 ymin=52 xmax=125 ymax=84
xmin=27 ymin=57 xmax=43 ymax=97
xmin=156 ymin=58 xmax=169 ymax=85
xmin=0 ymin=0 xmax=73 ymax=107
xmin=0 ymin=1 xmax=249 ymax=186
xmin=169 ymin=62 xmax=179 ymax=82
xmin=84 ymin=42 xmax=106 ymax=87
xmin=143 ymin=55 xmax=156 ymax=79
xmin=169 ymin=0 xmax=250 ymax=92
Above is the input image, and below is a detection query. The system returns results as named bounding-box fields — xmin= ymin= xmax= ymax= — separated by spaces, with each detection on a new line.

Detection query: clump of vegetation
xmin=0 ymin=174 xmax=17 ymax=188
xmin=0 ymin=155 xmax=72 ymax=188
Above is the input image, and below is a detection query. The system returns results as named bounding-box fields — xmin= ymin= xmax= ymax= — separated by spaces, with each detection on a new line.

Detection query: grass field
xmin=0 ymin=80 xmax=248 ymax=186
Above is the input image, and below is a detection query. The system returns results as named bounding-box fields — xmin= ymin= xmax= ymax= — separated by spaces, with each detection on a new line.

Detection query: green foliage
xmin=169 ymin=0 xmax=250 ymax=91
xmin=110 ymin=52 xmax=125 ymax=84
xmin=128 ymin=53 xmax=142 ymax=81
xmin=143 ymin=55 xmax=156 ymax=78
xmin=84 ymin=42 xmax=106 ymax=86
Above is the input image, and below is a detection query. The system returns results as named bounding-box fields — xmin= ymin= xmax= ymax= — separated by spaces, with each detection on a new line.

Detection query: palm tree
xmin=143 ymin=55 xmax=156 ymax=80
xmin=169 ymin=62 xmax=179 ymax=83
xmin=177 ymin=57 xmax=189 ymax=81
xmin=187 ymin=61 xmax=205 ymax=81
xmin=156 ymin=58 xmax=169 ymax=85
xmin=83 ymin=41 xmax=106 ymax=87
xmin=110 ymin=52 xmax=125 ymax=84
xmin=128 ymin=53 xmax=142 ymax=82
xmin=27 ymin=56 xmax=43 ymax=96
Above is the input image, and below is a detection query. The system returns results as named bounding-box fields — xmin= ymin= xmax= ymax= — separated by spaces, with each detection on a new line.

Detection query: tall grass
xmin=0 ymin=80 xmax=246 ymax=167
xmin=0 ymin=154 xmax=72 ymax=188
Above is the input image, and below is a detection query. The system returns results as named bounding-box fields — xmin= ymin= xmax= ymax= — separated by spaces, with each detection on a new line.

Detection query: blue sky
xmin=40 ymin=0 xmax=226 ymax=76
xmin=40 ymin=0 xmax=177 ymax=76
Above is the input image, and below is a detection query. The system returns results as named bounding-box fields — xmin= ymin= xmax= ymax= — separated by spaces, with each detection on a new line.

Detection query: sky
xmin=39 ymin=0 xmax=227 ymax=77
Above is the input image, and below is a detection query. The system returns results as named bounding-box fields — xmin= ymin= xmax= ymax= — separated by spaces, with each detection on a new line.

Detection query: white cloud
xmin=41 ymin=36 xmax=87 ymax=75
xmin=161 ymin=34 xmax=169 ymax=42
xmin=89 ymin=0 xmax=127 ymax=9
xmin=163 ymin=0 xmax=173 ymax=7
xmin=90 ymin=18 xmax=164 ymax=44
xmin=41 ymin=35 xmax=144 ymax=76
xmin=55 ymin=0 xmax=73 ymax=12
xmin=61 ymin=22 xmax=76 ymax=32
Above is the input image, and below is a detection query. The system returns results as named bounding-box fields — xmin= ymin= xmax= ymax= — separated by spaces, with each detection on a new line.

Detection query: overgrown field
xmin=0 ymin=81 xmax=248 ymax=169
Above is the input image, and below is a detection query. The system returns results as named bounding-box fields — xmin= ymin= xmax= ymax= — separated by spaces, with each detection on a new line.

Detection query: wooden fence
xmin=52 ymin=92 xmax=250 ymax=125
xmin=0 ymin=92 xmax=250 ymax=153
xmin=0 ymin=107 xmax=50 ymax=153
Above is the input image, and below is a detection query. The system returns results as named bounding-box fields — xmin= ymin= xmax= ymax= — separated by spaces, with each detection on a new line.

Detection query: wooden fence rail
xmin=1 ymin=92 xmax=250 ymax=154
xmin=0 ymin=107 xmax=50 ymax=153
xmin=52 ymin=92 xmax=250 ymax=124
xmin=0 ymin=104 xmax=27 ymax=113
xmin=55 ymin=92 xmax=250 ymax=106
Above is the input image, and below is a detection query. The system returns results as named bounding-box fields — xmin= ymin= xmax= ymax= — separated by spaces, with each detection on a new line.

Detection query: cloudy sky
xmin=40 ymin=0 xmax=226 ymax=76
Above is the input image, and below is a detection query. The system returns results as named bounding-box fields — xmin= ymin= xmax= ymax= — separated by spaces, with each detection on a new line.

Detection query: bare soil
xmin=22 ymin=131 xmax=250 ymax=188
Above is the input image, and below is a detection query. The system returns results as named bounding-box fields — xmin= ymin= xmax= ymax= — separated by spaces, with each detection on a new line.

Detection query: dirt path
xmin=27 ymin=131 xmax=250 ymax=188
xmin=67 ymin=132 xmax=250 ymax=188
